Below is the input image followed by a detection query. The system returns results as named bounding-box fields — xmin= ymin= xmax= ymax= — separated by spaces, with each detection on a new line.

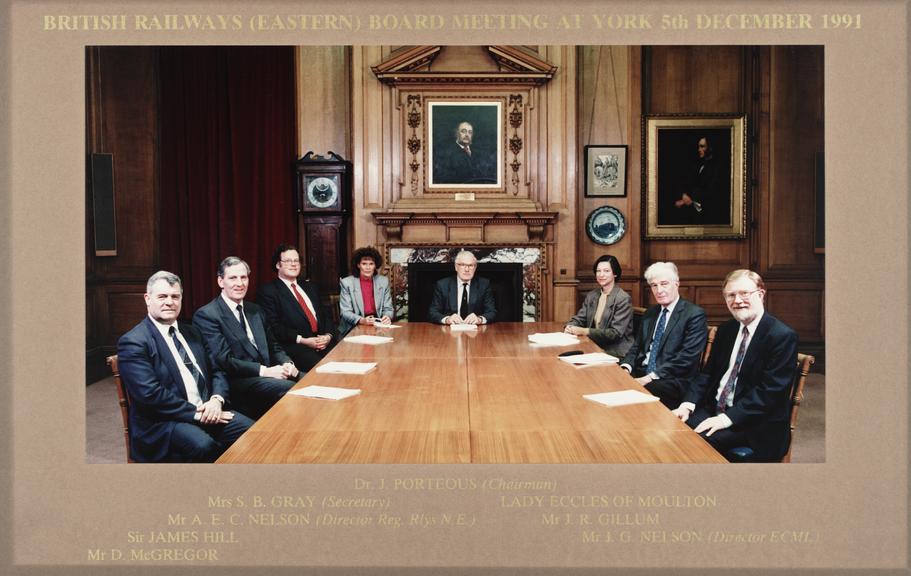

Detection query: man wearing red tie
xmin=672 ymin=270 xmax=798 ymax=462
xmin=257 ymin=243 xmax=337 ymax=372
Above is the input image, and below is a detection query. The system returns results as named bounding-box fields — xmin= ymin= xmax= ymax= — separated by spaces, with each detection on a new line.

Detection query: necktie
xmin=646 ymin=308 xmax=668 ymax=375
xmin=459 ymin=283 xmax=469 ymax=318
xmin=237 ymin=304 xmax=258 ymax=349
xmin=292 ymin=283 xmax=319 ymax=333
xmin=464 ymin=145 xmax=471 ymax=156
xmin=717 ymin=326 xmax=750 ymax=413
xmin=168 ymin=326 xmax=203 ymax=391
xmin=236 ymin=304 xmax=247 ymax=333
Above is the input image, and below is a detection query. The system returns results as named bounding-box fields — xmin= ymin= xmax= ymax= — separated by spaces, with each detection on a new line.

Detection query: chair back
xmin=631 ymin=306 xmax=647 ymax=336
xmin=701 ymin=325 xmax=718 ymax=369
xmin=106 ymin=355 xmax=133 ymax=463
xmin=781 ymin=352 xmax=815 ymax=463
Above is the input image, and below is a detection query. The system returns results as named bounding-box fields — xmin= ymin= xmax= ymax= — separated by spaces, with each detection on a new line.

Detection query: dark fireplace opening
xmin=407 ymin=263 xmax=524 ymax=322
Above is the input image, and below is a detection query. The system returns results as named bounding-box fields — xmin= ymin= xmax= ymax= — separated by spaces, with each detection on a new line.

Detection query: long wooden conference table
xmin=217 ymin=322 xmax=726 ymax=464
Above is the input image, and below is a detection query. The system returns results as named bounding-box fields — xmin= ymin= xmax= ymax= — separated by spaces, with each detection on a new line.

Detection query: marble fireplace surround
xmin=386 ymin=244 xmax=545 ymax=322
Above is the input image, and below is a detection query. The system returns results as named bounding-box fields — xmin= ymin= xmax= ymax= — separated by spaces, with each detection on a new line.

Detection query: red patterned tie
xmin=291 ymin=283 xmax=319 ymax=333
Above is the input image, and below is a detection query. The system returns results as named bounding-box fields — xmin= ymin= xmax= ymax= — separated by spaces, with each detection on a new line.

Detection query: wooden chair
xmin=701 ymin=326 xmax=718 ymax=370
xmin=725 ymin=352 xmax=816 ymax=463
xmin=106 ymin=355 xmax=134 ymax=463
xmin=631 ymin=306 xmax=647 ymax=336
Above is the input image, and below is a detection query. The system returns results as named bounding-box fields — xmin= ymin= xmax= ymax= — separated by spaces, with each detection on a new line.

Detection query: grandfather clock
xmin=295 ymin=151 xmax=351 ymax=301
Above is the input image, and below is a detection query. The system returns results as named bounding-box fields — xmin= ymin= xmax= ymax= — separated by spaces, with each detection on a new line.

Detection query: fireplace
xmin=387 ymin=245 xmax=544 ymax=322
xmin=407 ymin=262 xmax=524 ymax=322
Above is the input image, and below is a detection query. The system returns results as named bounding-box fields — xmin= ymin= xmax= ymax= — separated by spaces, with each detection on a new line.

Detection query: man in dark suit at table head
xmin=620 ymin=261 xmax=707 ymax=409
xmin=117 ymin=271 xmax=253 ymax=462
xmin=192 ymin=256 xmax=298 ymax=419
xmin=256 ymin=243 xmax=337 ymax=372
xmin=427 ymin=250 xmax=497 ymax=325
xmin=672 ymin=269 xmax=798 ymax=462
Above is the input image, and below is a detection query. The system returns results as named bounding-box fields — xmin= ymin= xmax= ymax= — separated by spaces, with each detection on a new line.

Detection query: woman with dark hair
xmin=564 ymin=254 xmax=634 ymax=357
xmin=338 ymin=246 xmax=394 ymax=335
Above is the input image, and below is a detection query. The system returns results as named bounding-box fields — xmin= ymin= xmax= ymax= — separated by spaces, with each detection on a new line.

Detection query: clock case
xmin=294 ymin=151 xmax=352 ymax=306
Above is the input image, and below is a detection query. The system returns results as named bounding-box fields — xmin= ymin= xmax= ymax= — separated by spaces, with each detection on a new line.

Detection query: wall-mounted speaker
xmin=91 ymin=153 xmax=117 ymax=256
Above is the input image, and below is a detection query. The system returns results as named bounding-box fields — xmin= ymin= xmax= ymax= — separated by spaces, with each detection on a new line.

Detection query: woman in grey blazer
xmin=564 ymin=254 xmax=634 ymax=358
xmin=338 ymin=246 xmax=394 ymax=335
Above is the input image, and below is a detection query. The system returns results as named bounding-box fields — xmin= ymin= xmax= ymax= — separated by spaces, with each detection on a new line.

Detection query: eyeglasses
xmin=723 ymin=289 xmax=761 ymax=302
xmin=455 ymin=263 xmax=477 ymax=268
xmin=281 ymin=259 xmax=300 ymax=264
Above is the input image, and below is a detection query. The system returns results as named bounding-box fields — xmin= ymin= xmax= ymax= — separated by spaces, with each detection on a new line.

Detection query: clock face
xmin=306 ymin=175 xmax=340 ymax=209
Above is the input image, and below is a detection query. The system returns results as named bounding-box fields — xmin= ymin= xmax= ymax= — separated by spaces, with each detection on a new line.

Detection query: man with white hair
xmin=620 ymin=261 xmax=707 ymax=408
xmin=427 ymin=250 xmax=497 ymax=325
xmin=672 ymin=269 xmax=798 ymax=462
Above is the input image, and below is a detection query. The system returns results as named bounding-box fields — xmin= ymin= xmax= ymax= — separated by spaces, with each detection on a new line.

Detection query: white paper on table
xmin=315 ymin=361 xmax=378 ymax=375
xmin=527 ymin=332 xmax=580 ymax=346
xmin=372 ymin=321 xmax=401 ymax=328
xmin=344 ymin=334 xmax=394 ymax=345
xmin=583 ymin=390 xmax=660 ymax=407
xmin=449 ymin=323 xmax=478 ymax=332
xmin=289 ymin=385 xmax=361 ymax=400
xmin=558 ymin=352 xmax=619 ymax=366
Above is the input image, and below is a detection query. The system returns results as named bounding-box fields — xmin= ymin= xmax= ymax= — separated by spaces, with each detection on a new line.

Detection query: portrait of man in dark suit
xmin=656 ymin=128 xmax=732 ymax=226
xmin=673 ymin=269 xmax=798 ymax=462
xmin=429 ymin=103 xmax=500 ymax=187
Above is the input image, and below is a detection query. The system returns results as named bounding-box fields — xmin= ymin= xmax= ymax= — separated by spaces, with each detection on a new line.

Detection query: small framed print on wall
xmin=584 ymin=145 xmax=627 ymax=198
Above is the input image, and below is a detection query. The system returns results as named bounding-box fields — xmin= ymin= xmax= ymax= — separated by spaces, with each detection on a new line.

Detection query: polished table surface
xmin=217 ymin=322 xmax=726 ymax=464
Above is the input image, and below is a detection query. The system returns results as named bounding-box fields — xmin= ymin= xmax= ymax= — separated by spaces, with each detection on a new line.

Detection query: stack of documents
xmin=315 ymin=361 xmax=377 ymax=374
xmin=583 ymin=390 xmax=660 ymax=407
xmin=527 ymin=332 xmax=580 ymax=346
xmin=449 ymin=323 xmax=478 ymax=332
xmin=558 ymin=352 xmax=619 ymax=366
xmin=344 ymin=334 xmax=394 ymax=345
xmin=289 ymin=385 xmax=361 ymax=400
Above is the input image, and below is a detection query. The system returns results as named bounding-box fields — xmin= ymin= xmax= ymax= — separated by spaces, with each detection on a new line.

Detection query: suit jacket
xmin=621 ymin=298 xmax=707 ymax=398
xmin=338 ymin=274 xmax=394 ymax=335
xmin=428 ymin=275 xmax=497 ymax=324
xmin=684 ymin=313 xmax=798 ymax=462
xmin=192 ymin=296 xmax=291 ymax=383
xmin=117 ymin=318 xmax=229 ymax=463
xmin=566 ymin=284 xmax=635 ymax=358
xmin=256 ymin=278 xmax=337 ymax=371
xmin=433 ymin=142 xmax=497 ymax=184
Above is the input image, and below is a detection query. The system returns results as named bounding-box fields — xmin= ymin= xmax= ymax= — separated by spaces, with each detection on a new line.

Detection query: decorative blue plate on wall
xmin=585 ymin=205 xmax=626 ymax=245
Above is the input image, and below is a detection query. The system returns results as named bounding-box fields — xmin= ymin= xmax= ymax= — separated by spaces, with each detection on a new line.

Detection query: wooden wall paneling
xmin=543 ymin=46 xmax=578 ymax=322
xmin=97 ymin=47 xmax=159 ymax=276
xmin=86 ymin=47 xmax=160 ymax=381
xmin=296 ymin=47 xmax=349 ymax=160
xmin=351 ymin=46 xmax=388 ymax=251
xmin=639 ymin=46 xmax=752 ymax=308
xmin=646 ymin=46 xmax=745 ymax=114
xmin=766 ymin=46 xmax=825 ymax=275
xmin=765 ymin=285 xmax=825 ymax=342
xmin=577 ymin=46 xmax=634 ymax=279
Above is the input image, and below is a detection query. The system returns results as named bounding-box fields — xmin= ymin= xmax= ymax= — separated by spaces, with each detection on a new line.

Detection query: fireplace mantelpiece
xmin=373 ymin=210 xmax=558 ymax=242
xmin=386 ymin=244 xmax=545 ymax=322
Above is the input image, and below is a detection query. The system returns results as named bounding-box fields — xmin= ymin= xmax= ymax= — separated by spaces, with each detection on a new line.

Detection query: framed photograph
xmin=427 ymin=100 xmax=503 ymax=190
xmin=584 ymin=144 xmax=627 ymax=197
xmin=643 ymin=114 xmax=747 ymax=239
